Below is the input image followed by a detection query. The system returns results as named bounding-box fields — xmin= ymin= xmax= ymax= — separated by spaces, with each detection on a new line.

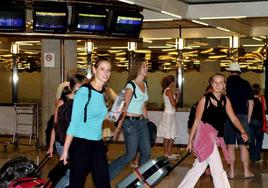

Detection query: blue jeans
xmin=55 ymin=141 xmax=70 ymax=188
xmin=249 ymin=119 xmax=264 ymax=162
xmin=109 ymin=118 xmax=151 ymax=180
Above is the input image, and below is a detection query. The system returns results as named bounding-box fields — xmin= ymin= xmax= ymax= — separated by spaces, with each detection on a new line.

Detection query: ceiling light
xmin=207 ymin=36 xmax=231 ymax=39
xmin=200 ymin=16 xmax=247 ymax=20
xmin=243 ymin=44 xmax=264 ymax=47
xmin=110 ymin=47 xmax=128 ymax=49
xmin=192 ymin=20 xmax=209 ymax=26
xmin=216 ymin=27 xmax=231 ymax=32
xmin=143 ymin=18 xmax=173 ymax=22
xmin=148 ymin=46 xmax=173 ymax=49
xmin=252 ymin=37 xmax=262 ymax=42
xmin=143 ymin=37 xmax=172 ymax=40
xmin=161 ymin=11 xmax=182 ymax=19
xmin=118 ymin=0 xmax=134 ymax=4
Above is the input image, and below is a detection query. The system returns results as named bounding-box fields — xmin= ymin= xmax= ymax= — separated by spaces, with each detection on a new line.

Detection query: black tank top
xmin=251 ymin=97 xmax=263 ymax=121
xmin=202 ymin=92 xmax=227 ymax=137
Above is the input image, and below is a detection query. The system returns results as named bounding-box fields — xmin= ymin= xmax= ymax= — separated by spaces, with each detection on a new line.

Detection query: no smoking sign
xmin=44 ymin=53 xmax=55 ymax=67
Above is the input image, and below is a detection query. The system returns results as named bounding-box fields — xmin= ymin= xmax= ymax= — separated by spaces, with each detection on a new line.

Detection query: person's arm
xmin=142 ymin=103 xmax=148 ymax=119
xmin=187 ymin=96 xmax=206 ymax=153
xmin=247 ymin=99 xmax=254 ymax=123
xmin=60 ymin=134 xmax=73 ymax=165
xmin=47 ymin=100 xmax=64 ymax=157
xmin=262 ymin=95 xmax=267 ymax=111
xmin=113 ymin=88 xmax=133 ymax=139
xmin=225 ymin=97 xmax=248 ymax=142
xmin=166 ymin=88 xmax=178 ymax=107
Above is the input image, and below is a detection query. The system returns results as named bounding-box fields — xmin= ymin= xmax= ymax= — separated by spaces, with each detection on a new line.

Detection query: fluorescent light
xmin=185 ymin=45 xmax=200 ymax=48
xmin=192 ymin=20 xmax=209 ymax=26
xmin=207 ymin=36 xmax=231 ymax=39
xmin=161 ymin=11 xmax=182 ymax=19
xmin=144 ymin=18 xmax=173 ymax=22
xmin=200 ymin=16 xmax=246 ymax=20
xmin=110 ymin=46 xmax=128 ymax=49
xmin=243 ymin=44 xmax=264 ymax=47
xmin=252 ymin=37 xmax=263 ymax=42
xmin=216 ymin=27 xmax=231 ymax=32
xmin=148 ymin=46 xmax=173 ymax=49
xmin=118 ymin=0 xmax=134 ymax=4
xmin=143 ymin=37 xmax=172 ymax=40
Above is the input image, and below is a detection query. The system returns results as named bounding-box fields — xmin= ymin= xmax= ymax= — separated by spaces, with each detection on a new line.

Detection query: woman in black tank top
xmin=249 ymin=83 xmax=267 ymax=163
xmin=177 ymin=73 xmax=249 ymax=188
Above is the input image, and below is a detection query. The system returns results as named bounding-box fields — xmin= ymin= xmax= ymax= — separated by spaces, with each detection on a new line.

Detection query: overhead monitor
xmin=109 ymin=11 xmax=143 ymax=38
xmin=71 ymin=7 xmax=108 ymax=34
xmin=0 ymin=7 xmax=25 ymax=31
xmin=33 ymin=7 xmax=68 ymax=33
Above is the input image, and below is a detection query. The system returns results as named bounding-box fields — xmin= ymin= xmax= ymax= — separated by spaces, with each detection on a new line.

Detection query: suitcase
xmin=7 ymin=154 xmax=51 ymax=188
xmin=116 ymin=156 xmax=171 ymax=188
xmin=116 ymin=153 xmax=190 ymax=188
xmin=7 ymin=177 xmax=49 ymax=188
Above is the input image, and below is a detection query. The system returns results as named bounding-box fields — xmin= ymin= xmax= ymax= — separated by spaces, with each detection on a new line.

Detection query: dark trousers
xmin=249 ymin=119 xmax=264 ymax=162
xmin=69 ymin=137 xmax=111 ymax=188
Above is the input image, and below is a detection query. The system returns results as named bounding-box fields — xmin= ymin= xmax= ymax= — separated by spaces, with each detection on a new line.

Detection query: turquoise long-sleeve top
xmin=67 ymin=84 xmax=108 ymax=141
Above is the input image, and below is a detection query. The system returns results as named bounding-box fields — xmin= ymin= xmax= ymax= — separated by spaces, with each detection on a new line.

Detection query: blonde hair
xmin=127 ymin=59 xmax=146 ymax=81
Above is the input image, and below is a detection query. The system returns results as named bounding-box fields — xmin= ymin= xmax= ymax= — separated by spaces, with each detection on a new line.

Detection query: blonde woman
xmin=109 ymin=60 xmax=151 ymax=180
xmin=178 ymin=73 xmax=248 ymax=188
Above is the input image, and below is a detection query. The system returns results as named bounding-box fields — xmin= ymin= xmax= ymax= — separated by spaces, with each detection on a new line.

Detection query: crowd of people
xmin=47 ymin=59 xmax=267 ymax=188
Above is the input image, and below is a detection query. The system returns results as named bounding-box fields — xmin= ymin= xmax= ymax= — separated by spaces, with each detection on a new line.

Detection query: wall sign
xmin=44 ymin=52 xmax=55 ymax=67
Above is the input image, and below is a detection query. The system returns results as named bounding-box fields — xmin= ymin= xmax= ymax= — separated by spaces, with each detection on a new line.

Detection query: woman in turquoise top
xmin=109 ymin=59 xmax=151 ymax=180
xmin=61 ymin=59 xmax=112 ymax=188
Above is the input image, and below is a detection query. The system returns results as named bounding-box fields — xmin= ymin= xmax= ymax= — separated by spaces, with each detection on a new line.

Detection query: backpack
xmin=187 ymin=93 xmax=226 ymax=130
xmin=55 ymin=84 xmax=92 ymax=145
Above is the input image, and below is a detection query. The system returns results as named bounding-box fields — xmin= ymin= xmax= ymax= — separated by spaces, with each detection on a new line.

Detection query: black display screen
xmin=0 ymin=9 xmax=25 ymax=31
xmin=33 ymin=10 xmax=68 ymax=33
xmin=110 ymin=12 xmax=143 ymax=38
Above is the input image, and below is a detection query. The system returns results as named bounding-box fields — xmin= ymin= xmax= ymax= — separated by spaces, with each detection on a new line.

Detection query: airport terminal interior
xmin=0 ymin=0 xmax=268 ymax=187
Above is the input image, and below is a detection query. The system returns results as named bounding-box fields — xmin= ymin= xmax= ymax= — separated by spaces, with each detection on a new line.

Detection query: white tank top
xmin=163 ymin=87 xmax=176 ymax=113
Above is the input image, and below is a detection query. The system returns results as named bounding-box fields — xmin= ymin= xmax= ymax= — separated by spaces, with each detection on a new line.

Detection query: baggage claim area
xmin=0 ymin=0 xmax=268 ymax=187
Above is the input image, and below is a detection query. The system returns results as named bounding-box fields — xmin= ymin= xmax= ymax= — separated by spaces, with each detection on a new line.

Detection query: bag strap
xmin=125 ymin=81 xmax=137 ymax=99
xmin=82 ymin=84 xmax=92 ymax=123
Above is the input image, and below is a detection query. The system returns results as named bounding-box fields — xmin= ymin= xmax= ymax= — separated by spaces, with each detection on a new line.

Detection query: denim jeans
xmin=249 ymin=119 xmax=264 ymax=162
xmin=55 ymin=141 xmax=70 ymax=188
xmin=109 ymin=118 xmax=151 ymax=180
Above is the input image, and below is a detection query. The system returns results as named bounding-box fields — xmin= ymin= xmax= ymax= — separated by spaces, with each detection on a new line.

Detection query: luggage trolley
xmin=12 ymin=103 xmax=39 ymax=148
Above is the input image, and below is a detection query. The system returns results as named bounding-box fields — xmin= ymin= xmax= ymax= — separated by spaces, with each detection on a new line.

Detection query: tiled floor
xmin=0 ymin=138 xmax=267 ymax=188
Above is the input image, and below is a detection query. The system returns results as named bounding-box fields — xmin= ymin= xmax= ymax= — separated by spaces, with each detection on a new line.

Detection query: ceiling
xmin=0 ymin=0 xmax=268 ymax=73
xmin=179 ymin=0 xmax=267 ymax=4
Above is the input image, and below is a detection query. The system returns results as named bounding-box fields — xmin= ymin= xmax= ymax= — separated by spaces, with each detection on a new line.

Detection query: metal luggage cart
xmin=12 ymin=103 xmax=39 ymax=147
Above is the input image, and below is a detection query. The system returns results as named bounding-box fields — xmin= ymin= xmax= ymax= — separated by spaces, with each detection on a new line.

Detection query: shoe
xmin=244 ymin=173 xmax=254 ymax=179
xmin=129 ymin=163 xmax=138 ymax=168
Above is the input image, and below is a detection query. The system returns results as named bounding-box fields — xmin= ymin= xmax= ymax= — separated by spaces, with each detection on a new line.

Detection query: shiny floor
xmin=0 ymin=138 xmax=267 ymax=188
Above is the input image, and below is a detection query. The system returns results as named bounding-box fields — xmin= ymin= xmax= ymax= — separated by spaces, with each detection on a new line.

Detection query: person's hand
xmin=186 ymin=142 xmax=192 ymax=153
xmin=60 ymin=150 xmax=68 ymax=165
xmin=241 ymin=132 xmax=248 ymax=143
xmin=47 ymin=146 xmax=53 ymax=158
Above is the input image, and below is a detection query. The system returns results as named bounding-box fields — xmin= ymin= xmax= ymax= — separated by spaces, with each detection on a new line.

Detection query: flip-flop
xmin=244 ymin=174 xmax=254 ymax=179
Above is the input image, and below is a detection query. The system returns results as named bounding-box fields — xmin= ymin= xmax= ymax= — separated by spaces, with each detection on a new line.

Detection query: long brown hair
xmin=127 ymin=59 xmax=146 ymax=81
xmin=91 ymin=58 xmax=113 ymax=110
